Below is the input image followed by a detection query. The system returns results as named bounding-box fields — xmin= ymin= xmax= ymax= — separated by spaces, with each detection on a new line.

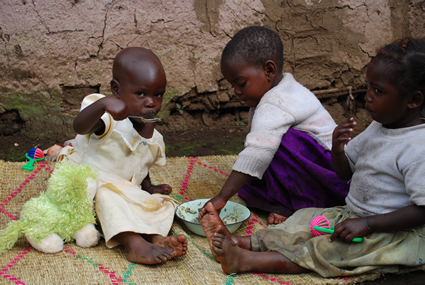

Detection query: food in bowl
xmin=176 ymin=199 xmax=251 ymax=236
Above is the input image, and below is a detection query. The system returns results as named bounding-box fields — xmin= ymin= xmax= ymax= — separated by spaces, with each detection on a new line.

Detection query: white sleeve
xmin=232 ymin=103 xmax=295 ymax=179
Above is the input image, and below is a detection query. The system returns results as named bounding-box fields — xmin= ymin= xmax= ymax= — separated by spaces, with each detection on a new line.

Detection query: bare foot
xmin=151 ymin=234 xmax=188 ymax=259
xmin=200 ymin=202 xmax=226 ymax=261
xmin=200 ymin=202 xmax=251 ymax=257
xmin=201 ymin=203 xmax=308 ymax=274
xmin=212 ymin=225 xmax=309 ymax=274
xmin=199 ymin=206 xmax=208 ymax=220
xmin=211 ymin=225 xmax=247 ymax=274
xmin=117 ymin=232 xmax=174 ymax=264
xmin=268 ymin=213 xmax=288 ymax=224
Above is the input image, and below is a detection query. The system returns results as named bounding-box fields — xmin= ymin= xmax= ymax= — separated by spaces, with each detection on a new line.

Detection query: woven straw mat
xmin=1 ymin=156 xmax=423 ymax=284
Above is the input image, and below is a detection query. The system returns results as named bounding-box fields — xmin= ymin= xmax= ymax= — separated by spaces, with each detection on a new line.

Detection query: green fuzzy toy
xmin=0 ymin=160 xmax=100 ymax=254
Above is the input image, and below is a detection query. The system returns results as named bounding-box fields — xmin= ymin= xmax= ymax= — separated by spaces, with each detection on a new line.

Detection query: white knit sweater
xmin=232 ymin=73 xmax=337 ymax=179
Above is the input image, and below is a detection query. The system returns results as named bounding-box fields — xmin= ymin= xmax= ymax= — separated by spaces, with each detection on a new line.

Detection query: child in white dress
xmin=59 ymin=47 xmax=187 ymax=264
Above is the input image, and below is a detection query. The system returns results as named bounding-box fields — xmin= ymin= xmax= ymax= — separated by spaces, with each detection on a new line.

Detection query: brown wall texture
xmin=1 ymin=0 xmax=424 ymax=140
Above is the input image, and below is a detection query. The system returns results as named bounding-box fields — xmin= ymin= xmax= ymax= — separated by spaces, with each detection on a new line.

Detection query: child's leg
xmin=201 ymin=203 xmax=308 ymax=274
xmin=213 ymin=225 xmax=308 ymax=274
xmin=200 ymin=203 xmax=251 ymax=251
xmin=115 ymin=232 xmax=187 ymax=264
xmin=95 ymin=184 xmax=185 ymax=264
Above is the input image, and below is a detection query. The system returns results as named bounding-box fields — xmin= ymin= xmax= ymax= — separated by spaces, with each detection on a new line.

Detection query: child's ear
xmin=264 ymin=60 xmax=277 ymax=82
xmin=408 ymin=91 xmax=424 ymax=109
xmin=110 ymin=79 xmax=120 ymax=98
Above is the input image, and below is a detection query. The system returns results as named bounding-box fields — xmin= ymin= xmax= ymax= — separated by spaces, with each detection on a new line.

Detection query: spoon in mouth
xmin=128 ymin=115 xmax=162 ymax=123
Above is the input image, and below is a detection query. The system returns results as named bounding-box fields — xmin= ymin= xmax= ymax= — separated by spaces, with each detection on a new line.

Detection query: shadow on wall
xmin=60 ymin=85 xmax=101 ymax=117
xmin=0 ymin=110 xmax=24 ymax=136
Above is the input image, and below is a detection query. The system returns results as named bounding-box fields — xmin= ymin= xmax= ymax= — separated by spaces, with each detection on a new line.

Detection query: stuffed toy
xmin=0 ymin=160 xmax=100 ymax=254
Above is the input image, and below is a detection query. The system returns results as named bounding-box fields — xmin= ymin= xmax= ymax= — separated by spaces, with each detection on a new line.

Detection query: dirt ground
xmin=0 ymin=118 xmax=249 ymax=162
xmin=362 ymin=271 xmax=425 ymax=284
xmin=0 ymin=97 xmax=371 ymax=162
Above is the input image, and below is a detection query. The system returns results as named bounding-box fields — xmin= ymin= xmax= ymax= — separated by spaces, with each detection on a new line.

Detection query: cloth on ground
xmin=251 ymin=206 xmax=425 ymax=277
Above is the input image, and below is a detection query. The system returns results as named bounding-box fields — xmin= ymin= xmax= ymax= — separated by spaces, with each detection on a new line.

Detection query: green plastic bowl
xmin=176 ymin=199 xmax=251 ymax=236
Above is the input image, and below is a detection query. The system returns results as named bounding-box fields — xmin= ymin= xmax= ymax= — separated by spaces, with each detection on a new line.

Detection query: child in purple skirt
xmin=206 ymin=26 xmax=349 ymax=224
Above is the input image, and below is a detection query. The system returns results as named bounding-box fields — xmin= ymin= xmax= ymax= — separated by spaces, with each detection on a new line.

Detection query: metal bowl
xmin=176 ymin=199 xmax=251 ymax=236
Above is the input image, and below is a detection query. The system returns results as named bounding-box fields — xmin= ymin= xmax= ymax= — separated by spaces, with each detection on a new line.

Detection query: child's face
xmin=117 ymin=61 xmax=166 ymax=120
xmin=221 ymin=59 xmax=272 ymax=107
xmin=365 ymin=58 xmax=413 ymax=128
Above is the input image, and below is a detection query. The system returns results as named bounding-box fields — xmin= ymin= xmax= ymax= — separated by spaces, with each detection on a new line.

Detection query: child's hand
xmin=207 ymin=196 xmax=227 ymax=213
xmin=146 ymin=184 xmax=172 ymax=195
xmin=101 ymin=97 xmax=129 ymax=121
xmin=74 ymin=96 xmax=130 ymax=135
xmin=199 ymin=196 xmax=227 ymax=220
xmin=332 ymin=118 xmax=357 ymax=154
xmin=329 ymin=217 xmax=370 ymax=243
xmin=331 ymin=118 xmax=356 ymax=180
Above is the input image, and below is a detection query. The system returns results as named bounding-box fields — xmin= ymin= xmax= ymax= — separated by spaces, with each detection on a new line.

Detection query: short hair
xmin=374 ymin=37 xmax=425 ymax=96
xmin=112 ymin=47 xmax=164 ymax=83
xmin=221 ymin=26 xmax=284 ymax=71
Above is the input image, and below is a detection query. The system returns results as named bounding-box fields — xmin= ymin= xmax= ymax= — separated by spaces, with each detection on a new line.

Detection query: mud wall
xmin=1 ymin=0 xmax=424 ymax=141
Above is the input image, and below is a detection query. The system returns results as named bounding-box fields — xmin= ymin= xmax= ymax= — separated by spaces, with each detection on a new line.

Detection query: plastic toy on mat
xmin=310 ymin=215 xmax=363 ymax=242
xmin=22 ymin=147 xmax=45 ymax=171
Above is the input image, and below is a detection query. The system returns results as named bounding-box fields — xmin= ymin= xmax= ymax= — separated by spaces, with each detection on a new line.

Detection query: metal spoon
xmin=128 ymin=115 xmax=162 ymax=123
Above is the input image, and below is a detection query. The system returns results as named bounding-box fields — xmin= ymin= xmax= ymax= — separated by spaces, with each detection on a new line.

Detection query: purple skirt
xmin=238 ymin=128 xmax=350 ymax=217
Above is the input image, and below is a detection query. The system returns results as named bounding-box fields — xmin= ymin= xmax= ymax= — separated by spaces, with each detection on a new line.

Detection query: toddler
xmin=206 ymin=26 xmax=349 ymax=224
xmin=59 ymin=47 xmax=187 ymax=264
xmin=200 ymin=37 xmax=425 ymax=277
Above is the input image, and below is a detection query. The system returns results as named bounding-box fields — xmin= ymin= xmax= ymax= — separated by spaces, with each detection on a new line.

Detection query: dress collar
xmin=112 ymin=118 xmax=146 ymax=152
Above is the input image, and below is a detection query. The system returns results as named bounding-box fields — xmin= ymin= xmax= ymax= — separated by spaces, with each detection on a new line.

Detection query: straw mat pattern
xmin=1 ymin=156 xmax=423 ymax=284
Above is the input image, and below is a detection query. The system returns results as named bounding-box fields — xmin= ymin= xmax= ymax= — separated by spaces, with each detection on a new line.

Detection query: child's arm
xmin=203 ymin=171 xmax=252 ymax=212
xmin=331 ymin=117 xmax=357 ymax=180
xmin=73 ymin=96 xmax=129 ymax=135
xmin=141 ymin=173 xmax=172 ymax=195
xmin=330 ymin=205 xmax=425 ymax=243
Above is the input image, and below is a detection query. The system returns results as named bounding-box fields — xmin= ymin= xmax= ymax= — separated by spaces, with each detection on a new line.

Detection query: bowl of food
xmin=175 ymin=199 xmax=251 ymax=236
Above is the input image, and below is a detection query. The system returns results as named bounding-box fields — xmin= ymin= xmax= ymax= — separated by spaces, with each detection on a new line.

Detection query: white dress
xmin=58 ymin=94 xmax=176 ymax=248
